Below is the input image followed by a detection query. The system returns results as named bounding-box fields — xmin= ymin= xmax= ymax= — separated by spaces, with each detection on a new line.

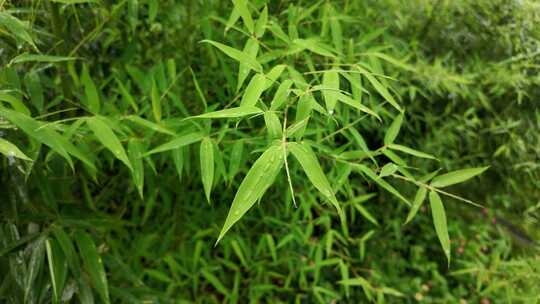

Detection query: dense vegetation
xmin=1 ymin=0 xmax=539 ymax=303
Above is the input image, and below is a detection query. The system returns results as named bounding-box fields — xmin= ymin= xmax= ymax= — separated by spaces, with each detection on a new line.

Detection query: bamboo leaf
xmin=353 ymin=163 xmax=410 ymax=206
xmin=384 ymin=114 xmax=403 ymax=145
xmin=431 ymin=167 xmax=489 ymax=188
xmin=288 ymin=142 xmax=345 ymax=222
xmin=217 ymin=144 xmax=284 ymax=243
xmin=0 ymin=138 xmax=32 ymax=161
xmin=200 ymin=137 xmax=214 ymax=203
xmin=82 ymin=65 xmax=100 ymax=114
xmin=335 ymin=92 xmax=380 ymax=120
xmin=388 ymin=144 xmax=436 ymax=160
xmin=146 ymin=132 xmax=204 ymax=155
xmin=202 ymin=40 xmax=262 ymax=73
xmin=151 ymin=78 xmax=161 ymax=122
xmin=74 ymin=231 xmax=110 ymax=304
xmin=263 ymin=111 xmax=282 ymax=139
xmin=46 ymin=238 xmax=67 ymax=303
xmin=429 ymin=191 xmax=451 ymax=263
xmin=232 ymin=0 xmax=254 ymax=33
xmin=240 ymin=74 xmax=267 ymax=107
xmin=86 ymin=116 xmax=132 ymax=171
xmin=322 ymin=70 xmax=339 ymax=113
xmin=9 ymin=53 xmax=77 ymax=65
xmin=405 ymin=186 xmax=428 ymax=224
xmin=270 ymin=79 xmax=292 ymax=111
xmin=193 ymin=106 xmax=263 ymax=119
xmin=128 ymin=139 xmax=145 ymax=198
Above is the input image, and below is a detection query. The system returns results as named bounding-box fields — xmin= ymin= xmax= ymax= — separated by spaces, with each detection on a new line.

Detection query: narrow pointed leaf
xmin=388 ymin=144 xmax=436 ymax=160
xmin=384 ymin=114 xmax=403 ymax=145
xmin=353 ymin=164 xmax=410 ymax=206
xmin=405 ymin=186 xmax=428 ymax=224
xmin=86 ymin=116 xmax=132 ymax=171
xmin=429 ymin=191 xmax=451 ymax=263
xmin=194 ymin=106 xmax=263 ymax=119
xmin=202 ymin=40 xmax=262 ymax=73
xmin=217 ymin=144 xmax=284 ymax=243
xmin=431 ymin=167 xmax=489 ymax=188
xmin=151 ymin=79 xmax=161 ymax=122
xmin=322 ymin=70 xmax=339 ymax=113
xmin=146 ymin=132 xmax=204 ymax=155
xmin=200 ymin=137 xmax=214 ymax=203
xmin=81 ymin=65 xmax=100 ymax=114
xmin=288 ymin=142 xmax=345 ymax=221
xmin=74 ymin=231 xmax=110 ymax=304
xmin=240 ymin=74 xmax=267 ymax=107
xmin=0 ymin=138 xmax=32 ymax=161
xmin=270 ymin=79 xmax=292 ymax=111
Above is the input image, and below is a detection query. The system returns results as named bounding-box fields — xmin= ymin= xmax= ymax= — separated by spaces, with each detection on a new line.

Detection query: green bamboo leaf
xmin=405 ymin=186 xmax=428 ymax=224
xmin=240 ymin=74 xmax=267 ymax=107
xmin=217 ymin=144 xmax=284 ymax=243
xmin=200 ymin=137 xmax=214 ymax=203
xmin=431 ymin=167 xmax=489 ymax=188
xmin=263 ymin=111 xmax=282 ymax=139
xmin=254 ymin=6 xmax=268 ymax=38
xmin=322 ymin=70 xmax=339 ymax=113
xmin=9 ymin=53 xmax=77 ymax=65
xmin=124 ymin=115 xmax=175 ymax=135
xmin=128 ymin=139 xmax=145 ymax=198
xmin=193 ymin=106 xmax=263 ymax=119
xmin=46 ymin=238 xmax=67 ymax=303
xmin=202 ymin=40 xmax=262 ymax=73
xmin=74 ymin=231 xmax=110 ymax=304
xmin=24 ymin=237 xmax=46 ymax=303
xmin=328 ymin=5 xmax=343 ymax=54
xmin=0 ymin=91 xmax=31 ymax=115
xmin=335 ymin=92 xmax=380 ymax=120
xmin=232 ymin=0 xmax=254 ymax=33
xmin=146 ymin=132 xmax=204 ymax=155
xmin=86 ymin=116 xmax=132 ymax=171
xmin=384 ymin=114 xmax=403 ymax=145
xmin=52 ymin=227 xmax=81 ymax=278
xmin=237 ymin=38 xmax=259 ymax=92
xmin=24 ymin=72 xmax=44 ymax=113
xmin=293 ymin=38 xmax=335 ymax=57
xmin=115 ymin=79 xmax=138 ymax=112
xmin=0 ymin=108 xmax=77 ymax=168
xmin=429 ymin=191 xmax=451 ymax=263
xmin=361 ymin=68 xmax=402 ymax=112
xmin=379 ymin=163 xmax=398 ymax=178
xmin=288 ymin=142 xmax=345 ymax=222
xmin=228 ymin=140 xmax=244 ymax=180
xmin=353 ymin=163 xmax=410 ymax=206
xmin=151 ymin=78 xmax=161 ymax=122
xmin=264 ymin=64 xmax=286 ymax=89
xmin=51 ymin=0 xmax=97 ymax=3
xmin=388 ymin=144 xmax=436 ymax=160
xmin=0 ymin=138 xmax=32 ymax=161
xmin=201 ymin=269 xmax=229 ymax=296
xmin=270 ymin=79 xmax=292 ymax=111
xmin=0 ymin=12 xmax=37 ymax=49
xmin=81 ymin=65 xmax=100 ymax=114
xmin=293 ymin=94 xmax=314 ymax=139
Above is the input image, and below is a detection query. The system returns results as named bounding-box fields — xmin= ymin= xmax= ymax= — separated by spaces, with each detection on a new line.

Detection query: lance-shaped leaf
xmin=86 ymin=116 xmax=132 ymax=171
xmin=263 ymin=111 xmax=282 ymax=139
xmin=81 ymin=65 xmax=100 ymax=114
xmin=237 ymin=38 xmax=259 ymax=92
xmin=146 ymin=132 xmax=204 ymax=155
xmin=74 ymin=231 xmax=110 ymax=304
xmin=9 ymin=53 xmax=77 ymax=65
xmin=384 ymin=114 xmax=403 ymax=145
xmin=322 ymin=70 xmax=340 ymax=113
xmin=353 ymin=163 xmax=410 ymax=206
xmin=240 ymin=74 xmax=267 ymax=107
xmin=200 ymin=137 xmax=214 ymax=203
xmin=46 ymin=238 xmax=67 ymax=303
xmin=388 ymin=144 xmax=436 ymax=160
xmin=429 ymin=191 xmax=451 ymax=263
xmin=359 ymin=66 xmax=402 ymax=112
xmin=0 ymin=138 xmax=32 ymax=161
xmin=193 ymin=106 xmax=263 ymax=119
xmin=270 ymin=79 xmax=292 ymax=111
xmin=202 ymin=40 xmax=262 ymax=73
xmin=124 ymin=115 xmax=175 ymax=135
xmin=288 ymin=142 xmax=345 ymax=222
xmin=293 ymin=38 xmax=335 ymax=57
xmin=430 ymin=167 xmax=489 ymax=188
xmin=232 ymin=0 xmax=254 ymax=33
xmin=151 ymin=78 xmax=161 ymax=122
xmin=217 ymin=144 xmax=284 ymax=243
xmin=128 ymin=139 xmax=145 ymax=198
xmin=228 ymin=140 xmax=244 ymax=181
xmin=404 ymin=186 xmax=428 ymax=224
xmin=336 ymin=92 xmax=380 ymax=120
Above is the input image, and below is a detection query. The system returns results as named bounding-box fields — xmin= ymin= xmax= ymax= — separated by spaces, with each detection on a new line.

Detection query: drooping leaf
xmin=9 ymin=53 xmax=77 ymax=65
xmin=353 ymin=163 xmax=410 ymax=206
xmin=335 ymin=92 xmax=380 ymax=120
xmin=124 ymin=115 xmax=175 ymax=135
xmin=193 ymin=106 xmax=263 ymax=119
xmin=263 ymin=111 xmax=282 ymax=139
xmin=405 ymin=186 xmax=428 ymax=224
xmin=384 ymin=114 xmax=403 ymax=145
xmin=200 ymin=137 xmax=214 ymax=203
xmin=431 ymin=167 xmax=489 ymax=188
xmin=151 ymin=78 xmax=161 ymax=122
xmin=86 ymin=116 xmax=132 ymax=171
xmin=128 ymin=139 xmax=145 ymax=198
xmin=388 ymin=143 xmax=436 ymax=160
xmin=232 ymin=0 xmax=254 ymax=33
xmin=217 ymin=144 xmax=284 ymax=243
xmin=0 ymin=138 xmax=32 ymax=161
xmin=81 ymin=65 xmax=100 ymax=114
xmin=74 ymin=231 xmax=110 ymax=304
xmin=322 ymin=70 xmax=340 ymax=113
xmin=240 ymin=73 xmax=267 ymax=107
xmin=202 ymin=40 xmax=262 ymax=73
xmin=379 ymin=163 xmax=398 ymax=178
xmin=288 ymin=142 xmax=345 ymax=222
xmin=429 ymin=191 xmax=451 ymax=263
xmin=146 ymin=132 xmax=204 ymax=155
xmin=46 ymin=238 xmax=67 ymax=303
xmin=228 ymin=140 xmax=244 ymax=181
xmin=270 ymin=79 xmax=293 ymax=111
